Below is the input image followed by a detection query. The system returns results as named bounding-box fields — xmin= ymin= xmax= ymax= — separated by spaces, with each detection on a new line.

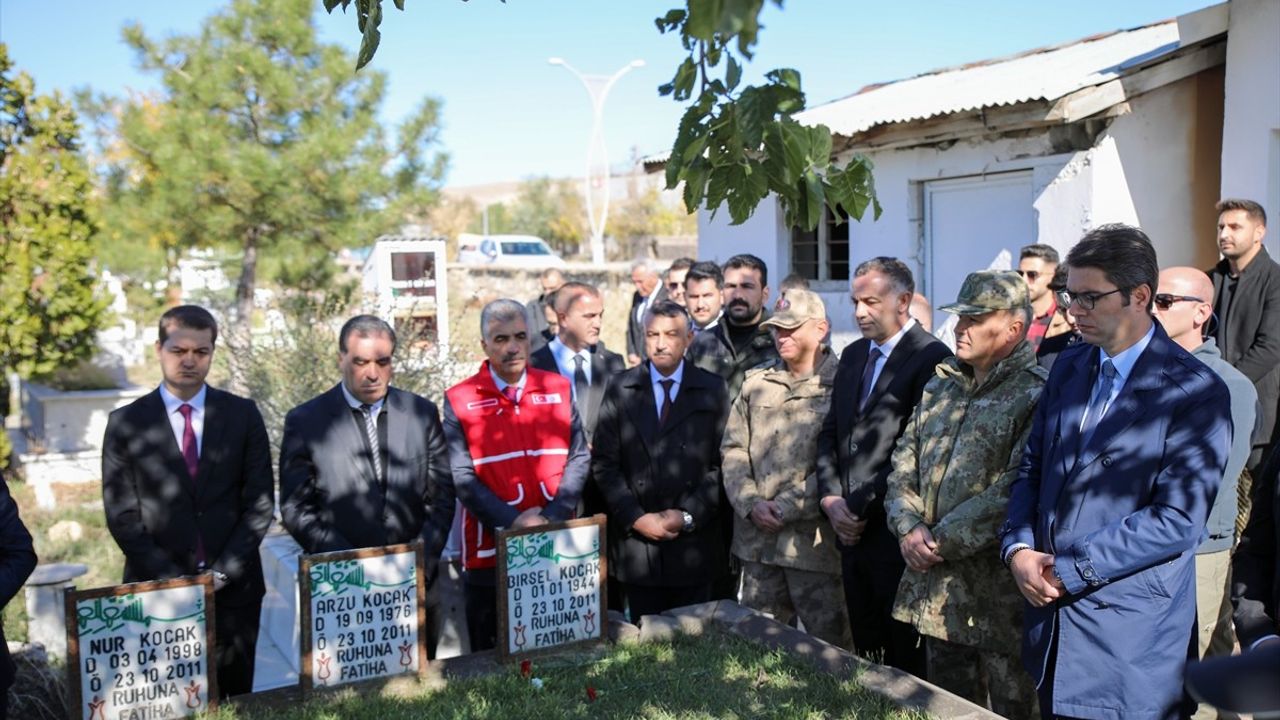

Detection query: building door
xmin=923 ymin=171 xmax=1036 ymax=332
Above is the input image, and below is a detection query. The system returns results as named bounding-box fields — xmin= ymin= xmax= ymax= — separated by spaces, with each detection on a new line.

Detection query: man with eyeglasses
xmin=1208 ymin=199 xmax=1279 ymax=481
xmin=1154 ymin=267 xmax=1258 ymax=720
xmin=1018 ymin=244 xmax=1071 ymax=353
xmin=1002 ymin=224 xmax=1232 ymax=720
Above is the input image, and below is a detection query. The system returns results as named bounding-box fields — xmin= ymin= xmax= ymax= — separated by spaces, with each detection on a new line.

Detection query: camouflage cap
xmin=761 ymin=289 xmax=826 ymax=329
xmin=940 ymin=270 xmax=1030 ymax=315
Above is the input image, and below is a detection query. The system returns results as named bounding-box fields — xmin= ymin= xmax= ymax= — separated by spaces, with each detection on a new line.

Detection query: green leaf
xmin=673 ymin=57 xmax=697 ymax=101
xmin=393 ymin=0 xmax=405 ymax=10
xmin=802 ymin=169 xmax=824 ymax=231
xmin=655 ymin=8 xmax=686 ymax=33
xmin=778 ymin=119 xmax=810 ymax=180
xmin=682 ymin=159 xmax=710 ymax=213
xmin=322 ymin=0 xmax=347 ymax=12
xmin=809 ymin=125 xmax=831 ymax=167
xmin=765 ymin=68 xmax=801 ymax=92
xmin=685 ymin=0 xmax=724 ymax=41
xmin=726 ymin=56 xmax=742 ymax=91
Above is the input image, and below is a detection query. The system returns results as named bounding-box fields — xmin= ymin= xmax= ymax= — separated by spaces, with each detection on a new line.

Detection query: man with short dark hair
xmin=1018 ymin=244 xmax=1071 ymax=353
xmin=1003 ymin=225 xmax=1232 ymax=719
xmin=1209 ymin=198 xmax=1279 ymax=478
xmin=593 ymin=300 xmax=729 ymax=618
xmin=665 ymin=257 xmax=696 ymax=307
xmin=683 ymin=261 xmax=724 ymax=334
xmin=818 ymin=257 xmax=952 ymax=676
xmin=279 ymin=314 xmax=457 ymax=655
xmin=688 ymin=254 xmax=778 ymax=401
xmin=443 ymin=299 xmax=589 ymax=650
xmin=103 ymin=305 xmax=274 ymax=698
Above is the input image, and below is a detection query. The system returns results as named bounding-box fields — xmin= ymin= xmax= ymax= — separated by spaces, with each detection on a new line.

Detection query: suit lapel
xmin=1073 ymin=331 xmax=1168 ymax=473
xmin=143 ymin=390 xmax=194 ymax=494
xmin=658 ymin=369 xmax=704 ymax=438
xmin=622 ymin=370 xmax=660 ymax=450
xmin=326 ymin=384 xmax=379 ymax=487
xmin=588 ymin=349 xmax=610 ymax=430
xmin=863 ymin=327 xmax=922 ymax=412
xmin=384 ymin=388 xmax=407 ymax=494
xmin=1048 ymin=347 xmax=1094 ymax=502
xmin=194 ymin=388 xmax=226 ymax=500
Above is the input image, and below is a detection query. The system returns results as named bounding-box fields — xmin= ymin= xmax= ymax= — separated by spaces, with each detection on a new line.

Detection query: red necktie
xmin=503 ymin=385 xmax=519 ymax=404
xmin=178 ymin=403 xmax=206 ymax=567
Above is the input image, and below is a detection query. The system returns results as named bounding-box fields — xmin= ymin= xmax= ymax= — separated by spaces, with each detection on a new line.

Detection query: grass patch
xmin=221 ymin=632 xmax=926 ymax=720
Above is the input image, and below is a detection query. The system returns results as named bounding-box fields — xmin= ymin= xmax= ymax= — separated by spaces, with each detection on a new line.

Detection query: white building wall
xmin=1220 ymin=0 xmax=1280 ymax=252
xmin=699 ymin=71 xmax=1222 ymax=337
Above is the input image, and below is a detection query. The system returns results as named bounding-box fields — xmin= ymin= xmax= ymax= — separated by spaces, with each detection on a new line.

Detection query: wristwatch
xmin=680 ymin=510 xmax=695 ymax=533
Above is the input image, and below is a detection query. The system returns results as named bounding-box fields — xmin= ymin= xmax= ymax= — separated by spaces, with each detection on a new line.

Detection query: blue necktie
xmin=1079 ymin=360 xmax=1117 ymax=450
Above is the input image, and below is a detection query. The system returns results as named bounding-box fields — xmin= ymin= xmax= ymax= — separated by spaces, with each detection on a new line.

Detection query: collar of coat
xmin=935 ymin=339 xmax=1045 ymax=393
xmin=753 ymin=344 xmax=838 ymax=388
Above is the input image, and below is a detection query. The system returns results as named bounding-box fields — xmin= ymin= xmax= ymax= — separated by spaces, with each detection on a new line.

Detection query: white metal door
xmin=924 ymin=171 xmax=1036 ymax=333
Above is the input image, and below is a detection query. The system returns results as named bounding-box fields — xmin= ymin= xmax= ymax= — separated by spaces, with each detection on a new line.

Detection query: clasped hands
xmin=1009 ymin=549 xmax=1067 ymax=607
xmin=820 ymin=496 xmax=867 ymax=546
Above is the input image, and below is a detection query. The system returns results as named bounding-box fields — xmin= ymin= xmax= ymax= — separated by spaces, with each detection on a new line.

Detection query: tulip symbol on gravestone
xmin=316 ymin=652 xmax=332 ymax=683
xmin=87 ymin=696 xmax=106 ymax=720
xmin=399 ymin=641 xmax=414 ymax=668
xmin=514 ymin=622 xmax=527 ymax=648
xmin=184 ymin=681 xmax=202 ymax=709
xmin=583 ymin=608 xmax=596 ymax=635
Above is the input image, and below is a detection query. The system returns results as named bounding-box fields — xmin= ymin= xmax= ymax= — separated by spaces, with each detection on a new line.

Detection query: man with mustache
xmin=279 ymin=314 xmax=457 ymax=655
xmin=593 ymin=300 xmax=729 ymax=618
xmin=688 ymin=254 xmax=779 ymax=401
xmin=442 ymin=299 xmax=589 ymax=651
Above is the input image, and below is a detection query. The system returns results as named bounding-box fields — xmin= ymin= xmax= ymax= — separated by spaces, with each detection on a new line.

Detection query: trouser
xmin=840 ymin=519 xmax=926 ymax=677
xmin=927 ymin=637 xmax=1038 ymax=719
xmin=739 ymin=560 xmax=852 ymax=650
xmin=1192 ymin=550 xmax=1238 ymax=720
xmin=214 ymin=596 xmax=260 ymax=698
xmin=463 ymin=570 xmax=497 ymax=652
xmin=620 ymin=582 xmax=710 ymax=622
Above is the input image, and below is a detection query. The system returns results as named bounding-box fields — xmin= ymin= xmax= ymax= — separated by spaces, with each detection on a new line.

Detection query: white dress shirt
xmin=865 ymin=318 xmax=916 ymax=393
xmin=159 ymin=384 xmax=207 ymax=456
xmin=1079 ymin=323 xmax=1155 ymax=430
xmin=548 ymin=337 xmax=592 ymax=400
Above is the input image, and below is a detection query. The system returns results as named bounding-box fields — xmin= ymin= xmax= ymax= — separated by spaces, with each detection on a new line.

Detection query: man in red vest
xmin=443 ymin=298 xmax=590 ymax=651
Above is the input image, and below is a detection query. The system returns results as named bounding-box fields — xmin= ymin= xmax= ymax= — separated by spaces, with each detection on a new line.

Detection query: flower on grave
xmin=520 ymin=659 xmax=532 ymax=679
xmin=531 ymin=677 xmax=544 ymax=690
xmin=586 ymin=686 xmax=598 ymax=702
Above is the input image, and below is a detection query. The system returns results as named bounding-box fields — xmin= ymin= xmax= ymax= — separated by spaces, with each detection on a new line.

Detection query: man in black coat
xmin=817 ymin=258 xmax=952 ymax=677
xmin=0 ymin=477 xmax=36 ymax=718
xmin=625 ymin=259 xmax=667 ymax=367
xmin=593 ymin=300 xmax=730 ymax=618
xmin=687 ymin=254 xmax=779 ymax=402
xmin=1234 ymin=438 xmax=1280 ymax=653
xmin=1209 ymin=198 xmax=1280 ymax=476
xmin=279 ymin=315 xmax=455 ymax=562
xmin=102 ymin=306 xmax=274 ymax=698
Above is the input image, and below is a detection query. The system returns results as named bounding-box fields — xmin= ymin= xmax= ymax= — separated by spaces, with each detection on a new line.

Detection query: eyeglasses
xmin=1016 ymin=270 xmax=1042 ymax=281
xmin=1062 ymin=288 xmax=1123 ymax=310
xmin=1153 ymin=294 xmax=1203 ymax=311
xmin=667 ymin=282 xmax=682 ymax=289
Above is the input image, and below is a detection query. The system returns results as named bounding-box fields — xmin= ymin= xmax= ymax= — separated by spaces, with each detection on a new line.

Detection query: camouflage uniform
xmin=884 ymin=271 xmax=1046 ymax=718
xmin=722 ymin=338 xmax=852 ymax=649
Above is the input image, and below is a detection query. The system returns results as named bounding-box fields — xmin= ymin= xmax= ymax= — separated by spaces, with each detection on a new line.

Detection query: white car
xmin=456 ymin=234 xmax=566 ymax=268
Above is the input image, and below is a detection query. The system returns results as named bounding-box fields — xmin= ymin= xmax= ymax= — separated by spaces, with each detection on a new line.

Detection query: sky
xmin=1 ymin=0 xmax=1215 ymax=189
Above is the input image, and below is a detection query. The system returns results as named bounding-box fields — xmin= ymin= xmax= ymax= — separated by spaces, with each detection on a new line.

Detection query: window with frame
xmin=790 ymin=205 xmax=850 ymax=282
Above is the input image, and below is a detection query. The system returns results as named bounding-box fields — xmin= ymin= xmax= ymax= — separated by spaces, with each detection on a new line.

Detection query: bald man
xmin=910 ymin=293 xmax=933 ymax=334
xmin=1155 ymin=267 xmax=1258 ymax=717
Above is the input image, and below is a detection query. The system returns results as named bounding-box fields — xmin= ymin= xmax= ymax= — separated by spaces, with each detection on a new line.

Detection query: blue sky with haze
xmin=1 ymin=1 xmax=1213 ymax=187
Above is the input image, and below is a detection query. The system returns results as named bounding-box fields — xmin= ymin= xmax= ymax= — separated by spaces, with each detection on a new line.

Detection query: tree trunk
xmin=227 ymin=227 xmax=260 ymax=394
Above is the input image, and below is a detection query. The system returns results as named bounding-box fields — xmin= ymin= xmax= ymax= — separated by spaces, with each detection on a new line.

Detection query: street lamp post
xmin=548 ymin=57 xmax=644 ymax=265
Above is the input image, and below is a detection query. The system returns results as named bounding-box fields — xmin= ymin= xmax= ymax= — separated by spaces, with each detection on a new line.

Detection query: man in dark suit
xmin=279 ymin=315 xmax=456 ymax=653
xmin=625 ymin=259 xmax=667 ymax=367
xmin=102 ymin=305 xmax=274 ymax=698
xmin=529 ymin=282 xmax=625 ymax=444
xmin=1209 ymin=198 xmax=1279 ymax=477
xmin=1233 ymin=435 xmax=1279 ymax=654
xmin=525 ymin=268 xmax=565 ymax=354
xmin=1003 ymin=225 xmax=1232 ymax=720
xmin=593 ymin=300 xmax=730 ymax=619
xmin=817 ymin=257 xmax=951 ymax=676
xmin=0 ymin=477 xmax=36 ymax=718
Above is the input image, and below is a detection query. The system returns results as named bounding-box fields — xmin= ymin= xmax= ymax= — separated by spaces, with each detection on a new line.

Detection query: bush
xmin=41 ymin=359 xmax=120 ymax=392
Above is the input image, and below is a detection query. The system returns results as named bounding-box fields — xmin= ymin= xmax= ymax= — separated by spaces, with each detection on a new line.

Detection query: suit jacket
xmin=625 ymin=286 xmax=668 ymax=360
xmin=1234 ymin=443 xmax=1279 ymax=648
xmin=816 ymin=324 xmax=952 ymax=518
xmin=279 ymin=384 xmax=455 ymax=564
xmin=0 ymin=477 xmax=36 ymax=693
xmin=1001 ymin=324 xmax=1232 ymax=720
xmin=102 ymin=387 xmax=274 ymax=607
xmin=529 ymin=341 xmax=625 ymax=441
xmin=591 ymin=362 xmax=729 ymax=586
xmin=1209 ymin=248 xmax=1280 ymax=447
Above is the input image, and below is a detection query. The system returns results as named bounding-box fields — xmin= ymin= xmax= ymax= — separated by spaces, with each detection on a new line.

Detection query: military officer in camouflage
xmin=721 ymin=290 xmax=853 ymax=648
xmin=884 ymin=271 xmax=1047 ymax=717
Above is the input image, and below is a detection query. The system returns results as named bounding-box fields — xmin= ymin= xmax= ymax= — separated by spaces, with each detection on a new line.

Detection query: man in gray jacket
xmin=1155 ymin=267 xmax=1257 ymax=718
